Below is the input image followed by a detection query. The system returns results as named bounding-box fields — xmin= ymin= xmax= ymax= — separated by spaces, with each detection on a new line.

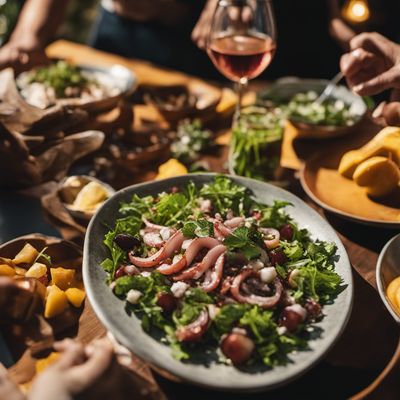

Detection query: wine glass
xmin=207 ymin=0 xmax=277 ymax=118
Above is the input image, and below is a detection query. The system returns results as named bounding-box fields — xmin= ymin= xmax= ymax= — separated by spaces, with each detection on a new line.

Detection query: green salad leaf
xmin=182 ymin=219 xmax=214 ymax=238
xmin=224 ymin=226 xmax=262 ymax=260
xmin=199 ymin=175 xmax=254 ymax=216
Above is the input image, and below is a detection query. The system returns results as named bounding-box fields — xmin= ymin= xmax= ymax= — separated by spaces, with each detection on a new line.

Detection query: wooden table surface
xmin=4 ymin=40 xmax=400 ymax=400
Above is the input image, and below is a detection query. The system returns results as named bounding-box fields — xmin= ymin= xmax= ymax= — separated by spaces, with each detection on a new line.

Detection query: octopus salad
xmin=101 ymin=176 xmax=343 ymax=366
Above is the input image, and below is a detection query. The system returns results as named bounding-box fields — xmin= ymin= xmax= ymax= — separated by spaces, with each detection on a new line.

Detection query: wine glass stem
xmin=234 ymin=77 xmax=248 ymax=122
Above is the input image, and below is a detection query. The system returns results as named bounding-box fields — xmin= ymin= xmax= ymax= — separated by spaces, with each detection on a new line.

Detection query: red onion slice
xmin=230 ymin=269 xmax=282 ymax=309
xmin=176 ymin=309 xmax=209 ymax=342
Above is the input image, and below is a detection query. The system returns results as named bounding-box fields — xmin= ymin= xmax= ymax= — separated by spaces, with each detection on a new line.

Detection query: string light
xmin=342 ymin=0 xmax=370 ymax=24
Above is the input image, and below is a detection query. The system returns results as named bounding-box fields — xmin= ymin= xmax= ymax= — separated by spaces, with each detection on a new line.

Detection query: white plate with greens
xmin=17 ymin=60 xmax=137 ymax=111
xmin=83 ymin=174 xmax=353 ymax=391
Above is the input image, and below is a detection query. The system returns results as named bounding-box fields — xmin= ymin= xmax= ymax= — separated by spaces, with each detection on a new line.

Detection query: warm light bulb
xmin=342 ymin=0 xmax=370 ymax=24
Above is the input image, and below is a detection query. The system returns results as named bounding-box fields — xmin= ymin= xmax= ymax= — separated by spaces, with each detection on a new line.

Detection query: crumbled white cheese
xmin=182 ymin=239 xmax=193 ymax=250
xmin=277 ymin=326 xmax=287 ymax=335
xmin=126 ymin=289 xmax=142 ymax=304
xmin=140 ymin=271 xmax=151 ymax=277
xmin=160 ymin=227 xmax=171 ymax=241
xmin=172 ymin=254 xmax=183 ymax=263
xmin=260 ymin=267 xmax=277 ymax=283
xmin=171 ymin=282 xmax=189 ymax=298
xmin=248 ymin=259 xmax=264 ymax=271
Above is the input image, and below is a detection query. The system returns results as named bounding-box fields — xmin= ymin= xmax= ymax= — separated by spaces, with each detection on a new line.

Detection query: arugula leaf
xmin=164 ymin=325 xmax=190 ymax=360
xmin=224 ymin=226 xmax=262 ymax=259
xmin=281 ymin=240 xmax=304 ymax=262
xmin=173 ymin=288 xmax=212 ymax=327
xmin=258 ymin=200 xmax=292 ymax=228
xmin=182 ymin=219 xmax=214 ymax=238
xmin=239 ymin=306 xmax=306 ymax=366
xmin=101 ymin=229 xmax=126 ymax=277
xmin=294 ymin=263 xmax=342 ymax=302
xmin=212 ymin=304 xmax=249 ymax=336
xmin=306 ymin=240 xmax=339 ymax=270
xmin=199 ymin=175 xmax=254 ymax=216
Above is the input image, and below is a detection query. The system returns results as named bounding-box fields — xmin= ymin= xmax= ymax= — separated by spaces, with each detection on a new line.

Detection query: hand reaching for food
xmin=28 ymin=339 xmax=114 ymax=400
xmin=0 ymin=364 xmax=26 ymax=400
xmin=0 ymin=42 xmax=50 ymax=74
xmin=340 ymin=32 xmax=400 ymax=127
xmin=340 ymin=32 xmax=400 ymax=96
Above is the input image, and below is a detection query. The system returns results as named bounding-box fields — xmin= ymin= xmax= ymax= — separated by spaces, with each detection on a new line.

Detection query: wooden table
xmin=4 ymin=40 xmax=400 ymax=400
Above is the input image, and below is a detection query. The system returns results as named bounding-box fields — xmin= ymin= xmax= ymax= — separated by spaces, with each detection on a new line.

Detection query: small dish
xmin=17 ymin=63 xmax=138 ymax=113
xmin=143 ymin=82 xmax=221 ymax=123
xmin=377 ymin=234 xmax=400 ymax=324
xmin=258 ymin=77 xmax=367 ymax=139
xmin=59 ymin=175 xmax=115 ymax=221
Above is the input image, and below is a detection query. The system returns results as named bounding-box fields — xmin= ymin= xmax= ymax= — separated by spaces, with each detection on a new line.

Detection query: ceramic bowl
xmin=83 ymin=173 xmax=353 ymax=392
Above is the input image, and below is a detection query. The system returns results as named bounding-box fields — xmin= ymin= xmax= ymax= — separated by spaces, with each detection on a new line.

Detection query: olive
xmin=268 ymin=248 xmax=288 ymax=266
xmin=279 ymin=224 xmax=294 ymax=241
xmin=279 ymin=306 xmax=306 ymax=332
xmin=114 ymin=234 xmax=140 ymax=251
xmin=221 ymin=333 xmax=255 ymax=365
xmin=156 ymin=292 xmax=177 ymax=314
xmin=304 ymin=298 xmax=322 ymax=320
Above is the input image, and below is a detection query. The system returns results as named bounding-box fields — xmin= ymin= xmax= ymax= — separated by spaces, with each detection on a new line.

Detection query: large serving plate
xmin=83 ymin=173 xmax=353 ymax=392
xmin=300 ymin=125 xmax=400 ymax=229
xmin=17 ymin=63 xmax=138 ymax=112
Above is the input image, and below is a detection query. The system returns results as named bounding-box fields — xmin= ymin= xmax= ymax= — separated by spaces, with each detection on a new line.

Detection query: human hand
xmin=192 ymin=0 xmax=255 ymax=50
xmin=28 ymin=339 xmax=113 ymax=400
xmin=192 ymin=0 xmax=219 ymax=49
xmin=372 ymin=101 xmax=400 ymax=127
xmin=340 ymin=32 xmax=400 ymax=96
xmin=0 ymin=41 xmax=50 ymax=74
xmin=0 ymin=363 xmax=26 ymax=400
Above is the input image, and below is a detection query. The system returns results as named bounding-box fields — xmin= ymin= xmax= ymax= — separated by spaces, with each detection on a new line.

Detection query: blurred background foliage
xmin=0 ymin=0 xmax=99 ymax=46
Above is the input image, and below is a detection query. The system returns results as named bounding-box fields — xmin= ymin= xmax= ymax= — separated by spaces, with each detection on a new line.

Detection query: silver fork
xmin=315 ymin=72 xmax=344 ymax=105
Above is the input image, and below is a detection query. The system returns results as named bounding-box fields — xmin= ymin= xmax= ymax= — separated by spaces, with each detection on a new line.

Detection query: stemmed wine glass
xmin=207 ymin=0 xmax=277 ymax=118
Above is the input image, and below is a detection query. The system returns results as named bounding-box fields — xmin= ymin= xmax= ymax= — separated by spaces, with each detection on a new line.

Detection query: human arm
xmin=0 ymin=0 xmax=70 ymax=72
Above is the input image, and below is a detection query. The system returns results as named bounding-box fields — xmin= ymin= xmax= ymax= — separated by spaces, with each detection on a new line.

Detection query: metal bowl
xmin=259 ymin=77 xmax=367 ymax=139
xmin=376 ymin=234 xmax=400 ymax=324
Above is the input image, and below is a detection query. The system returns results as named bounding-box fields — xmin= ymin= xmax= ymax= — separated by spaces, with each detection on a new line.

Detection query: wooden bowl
xmin=143 ymin=82 xmax=221 ymax=123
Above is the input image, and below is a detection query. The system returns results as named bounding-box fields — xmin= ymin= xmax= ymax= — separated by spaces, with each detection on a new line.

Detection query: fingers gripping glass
xmin=207 ymin=0 xmax=277 ymax=118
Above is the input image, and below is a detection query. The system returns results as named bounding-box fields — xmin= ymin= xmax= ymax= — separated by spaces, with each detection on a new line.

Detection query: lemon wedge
xmin=72 ymin=181 xmax=109 ymax=212
xmin=156 ymin=159 xmax=188 ymax=180
xmin=353 ymin=156 xmax=400 ymax=197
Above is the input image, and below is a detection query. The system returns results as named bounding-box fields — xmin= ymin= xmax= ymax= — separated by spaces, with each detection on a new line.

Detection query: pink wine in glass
xmin=209 ymin=33 xmax=276 ymax=81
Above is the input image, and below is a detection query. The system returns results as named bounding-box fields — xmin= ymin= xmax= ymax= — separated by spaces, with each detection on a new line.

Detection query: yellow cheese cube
xmin=50 ymin=267 xmax=75 ymax=290
xmin=44 ymin=285 xmax=68 ymax=318
xmin=13 ymin=243 xmax=39 ymax=265
xmin=0 ymin=264 xmax=15 ymax=277
xmin=65 ymin=287 xmax=86 ymax=308
xmin=25 ymin=262 xmax=47 ymax=279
